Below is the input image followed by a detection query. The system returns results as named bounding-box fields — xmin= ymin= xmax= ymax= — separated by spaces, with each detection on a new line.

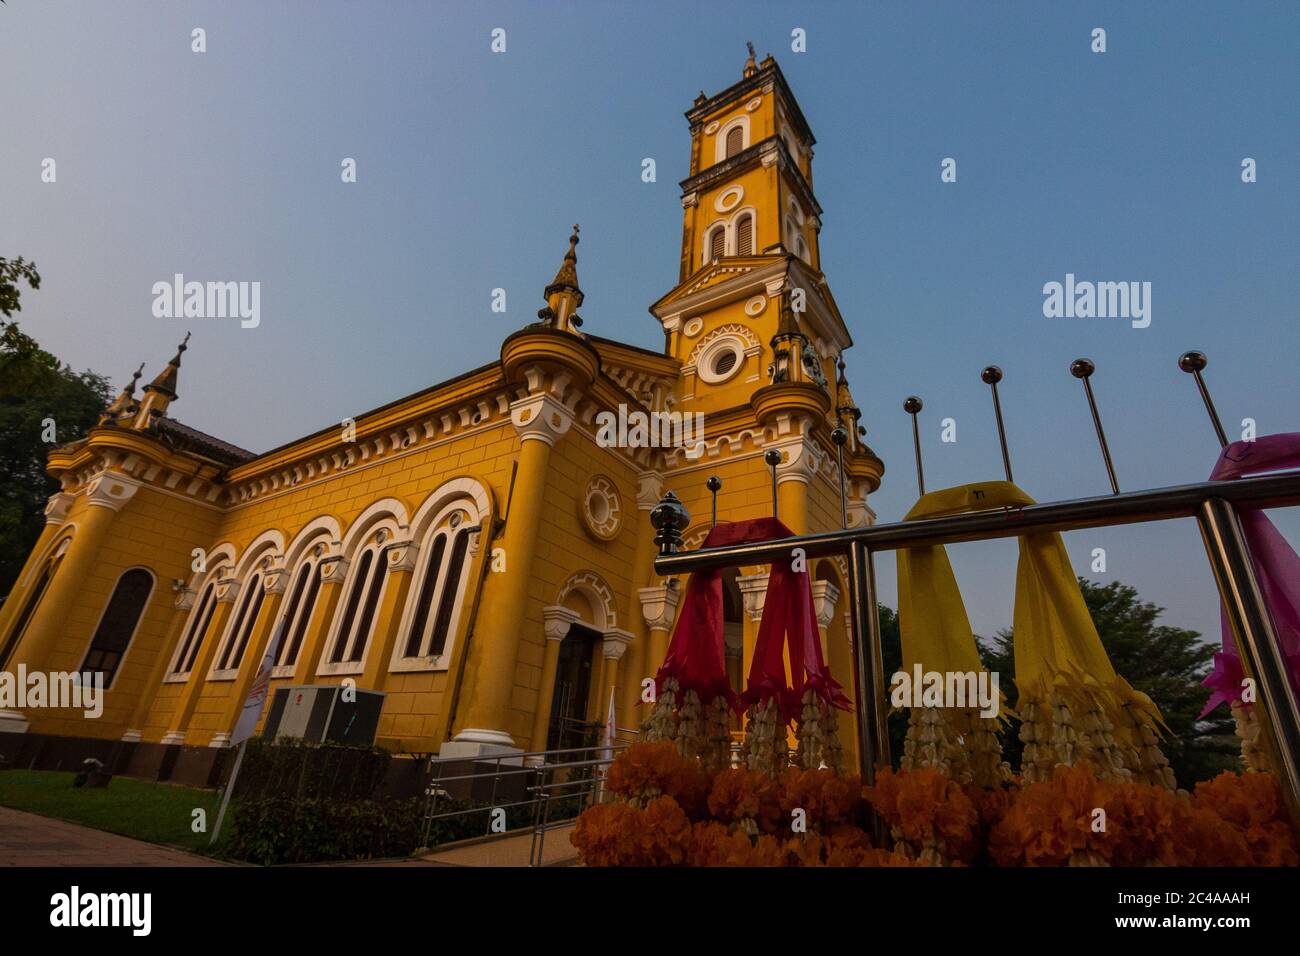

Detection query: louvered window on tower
xmin=713 ymin=349 xmax=738 ymax=377
xmin=725 ymin=126 xmax=744 ymax=158
xmin=710 ymin=227 xmax=726 ymax=262
xmin=736 ymin=215 xmax=753 ymax=255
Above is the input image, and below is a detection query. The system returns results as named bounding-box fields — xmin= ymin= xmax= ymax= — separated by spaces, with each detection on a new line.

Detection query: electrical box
xmin=262 ymin=684 xmax=385 ymax=747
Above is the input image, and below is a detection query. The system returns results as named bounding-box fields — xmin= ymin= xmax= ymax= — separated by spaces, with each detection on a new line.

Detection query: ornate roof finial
xmin=99 ymin=361 xmax=147 ymax=424
xmin=743 ymin=41 xmax=758 ymax=78
xmin=540 ymin=225 xmax=585 ymax=332
xmin=145 ymin=331 xmax=190 ymax=400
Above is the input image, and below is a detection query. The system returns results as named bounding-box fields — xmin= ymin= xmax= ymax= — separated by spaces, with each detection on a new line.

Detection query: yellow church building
xmin=0 ymin=50 xmax=883 ymax=783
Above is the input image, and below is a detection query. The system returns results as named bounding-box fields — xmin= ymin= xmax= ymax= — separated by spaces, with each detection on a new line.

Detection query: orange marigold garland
xmin=864 ymin=766 xmax=980 ymax=865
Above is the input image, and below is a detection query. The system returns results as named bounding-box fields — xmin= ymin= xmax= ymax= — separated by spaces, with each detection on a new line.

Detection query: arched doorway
xmin=546 ymin=622 xmax=602 ymax=751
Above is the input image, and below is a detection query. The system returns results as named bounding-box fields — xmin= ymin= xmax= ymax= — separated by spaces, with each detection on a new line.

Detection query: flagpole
xmin=210 ymin=737 xmax=247 ymax=846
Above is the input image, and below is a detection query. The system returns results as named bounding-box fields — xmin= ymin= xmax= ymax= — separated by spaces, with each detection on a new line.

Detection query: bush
xmin=224 ymin=795 xmax=426 ymax=865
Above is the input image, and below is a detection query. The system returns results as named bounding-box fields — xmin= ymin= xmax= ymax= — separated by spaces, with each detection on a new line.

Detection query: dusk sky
xmin=3 ymin=1 xmax=1297 ymax=645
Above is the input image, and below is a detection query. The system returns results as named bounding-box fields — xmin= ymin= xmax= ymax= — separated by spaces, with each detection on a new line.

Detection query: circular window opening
xmin=587 ymin=492 xmax=609 ymax=526
xmin=712 ymin=350 xmax=739 ymax=377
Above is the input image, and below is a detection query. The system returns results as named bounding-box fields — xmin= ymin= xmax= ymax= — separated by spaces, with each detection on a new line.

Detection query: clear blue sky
xmin=2 ymin=1 xmax=1297 ymax=644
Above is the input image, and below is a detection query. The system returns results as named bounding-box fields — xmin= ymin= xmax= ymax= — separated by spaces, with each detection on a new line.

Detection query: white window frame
xmin=390 ymin=501 xmax=482 ymax=673
xmin=317 ymin=540 xmax=388 ymax=677
xmin=208 ymin=571 xmax=266 ymax=681
xmin=715 ymin=115 xmax=750 ymax=164
xmin=164 ymin=564 xmax=231 ymax=682
xmin=271 ymin=550 xmax=326 ymax=678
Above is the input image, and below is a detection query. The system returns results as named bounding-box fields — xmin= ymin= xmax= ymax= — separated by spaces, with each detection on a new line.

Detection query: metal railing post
xmin=1196 ymin=496 xmax=1300 ymax=829
xmin=848 ymin=542 xmax=891 ymax=780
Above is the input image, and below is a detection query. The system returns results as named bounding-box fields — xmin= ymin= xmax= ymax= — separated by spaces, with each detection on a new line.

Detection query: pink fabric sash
xmin=1200 ymin=433 xmax=1300 ymax=716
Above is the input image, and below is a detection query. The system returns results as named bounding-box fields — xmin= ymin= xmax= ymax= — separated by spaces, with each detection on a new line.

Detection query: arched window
xmin=401 ymin=508 xmax=477 ymax=663
xmin=274 ymin=553 xmax=325 ymax=672
xmin=735 ymin=214 xmax=753 ymax=256
xmin=80 ymin=568 xmax=153 ymax=688
xmin=709 ymin=226 xmax=726 ymax=263
xmin=170 ymin=581 xmax=218 ymax=677
xmin=724 ymin=125 xmax=745 ymax=158
xmin=327 ymin=542 xmax=388 ymax=667
xmin=213 ymin=572 xmax=266 ymax=674
xmin=0 ymin=554 xmax=61 ymax=669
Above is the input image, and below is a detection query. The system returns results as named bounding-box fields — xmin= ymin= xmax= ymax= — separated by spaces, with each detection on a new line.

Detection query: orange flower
xmin=570 ymin=795 xmax=693 ymax=866
xmin=708 ymin=768 xmax=784 ymax=834
xmin=606 ymin=741 xmax=711 ymax=818
xmin=1193 ymin=772 xmax=1300 ymax=866
xmin=989 ymin=764 xmax=1111 ymax=866
xmin=865 ymin=767 xmax=980 ymax=863
xmin=776 ymin=767 xmax=862 ymax=830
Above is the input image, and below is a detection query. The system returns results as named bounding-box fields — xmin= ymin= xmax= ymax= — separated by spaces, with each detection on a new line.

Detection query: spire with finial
xmin=99 ymin=362 xmax=145 ymax=425
xmin=538 ymin=225 xmax=585 ymax=333
xmin=743 ymin=41 xmax=758 ymax=78
xmin=133 ymin=332 xmax=190 ymax=428
xmin=835 ymin=356 xmax=862 ymax=429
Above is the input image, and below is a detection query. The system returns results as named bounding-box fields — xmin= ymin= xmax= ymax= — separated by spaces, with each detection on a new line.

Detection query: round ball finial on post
xmin=1178 ymin=350 xmax=1228 ymax=447
xmin=650 ymin=491 xmax=691 ymax=556
xmin=763 ymin=449 xmax=782 ymax=519
xmin=1178 ymin=350 xmax=1208 ymax=374
xmin=1070 ymin=358 xmax=1096 ymax=379
xmin=903 ymin=396 xmax=923 ymax=415
xmin=706 ymin=476 xmax=722 ymax=528
xmin=980 ymin=365 xmax=1003 ymax=386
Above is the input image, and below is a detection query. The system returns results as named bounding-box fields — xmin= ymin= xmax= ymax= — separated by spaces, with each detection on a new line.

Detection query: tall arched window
xmin=170 ymin=581 xmax=217 ymax=677
xmin=80 ymin=568 xmax=154 ymax=688
xmin=724 ymin=125 xmax=745 ymax=158
xmin=274 ymin=550 xmax=325 ymax=673
xmin=400 ymin=507 xmax=477 ymax=665
xmin=213 ymin=572 xmax=266 ymax=675
xmin=735 ymin=214 xmax=753 ymax=256
xmin=0 ymin=553 xmax=61 ymax=669
xmin=709 ymin=226 xmax=726 ymax=263
xmin=325 ymin=539 xmax=388 ymax=668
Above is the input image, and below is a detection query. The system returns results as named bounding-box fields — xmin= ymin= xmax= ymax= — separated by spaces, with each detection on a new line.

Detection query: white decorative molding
xmin=44 ymin=492 xmax=75 ymax=525
xmin=636 ymin=471 xmax=664 ymax=511
xmin=511 ymin=393 xmax=573 ymax=447
xmin=542 ymin=605 xmax=581 ymax=641
xmin=0 ymin=710 xmax=30 ymax=734
xmin=602 ymin=627 xmax=634 ymax=661
xmin=811 ymin=580 xmax=840 ymax=629
xmin=84 ymin=472 xmax=141 ymax=512
xmin=744 ymin=295 xmax=767 ymax=317
xmin=581 ymin=475 xmax=623 ymax=541
xmin=383 ymin=539 xmax=420 ymax=572
xmin=638 ymin=585 xmax=681 ymax=631
xmin=557 ymin=570 xmax=618 ymax=629
xmin=736 ymin=572 xmax=770 ymax=622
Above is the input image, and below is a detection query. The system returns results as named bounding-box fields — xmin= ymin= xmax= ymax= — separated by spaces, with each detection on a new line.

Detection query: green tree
xmin=0 ymin=256 xmax=112 ymax=597
xmin=976 ymin=578 xmax=1239 ymax=787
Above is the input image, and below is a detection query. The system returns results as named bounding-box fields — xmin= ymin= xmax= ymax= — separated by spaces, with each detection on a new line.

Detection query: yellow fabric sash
xmin=896 ymin=481 xmax=1166 ymax=734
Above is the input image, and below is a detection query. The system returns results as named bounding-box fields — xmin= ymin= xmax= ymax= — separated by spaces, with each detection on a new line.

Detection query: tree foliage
xmin=0 ymin=256 xmax=111 ymax=596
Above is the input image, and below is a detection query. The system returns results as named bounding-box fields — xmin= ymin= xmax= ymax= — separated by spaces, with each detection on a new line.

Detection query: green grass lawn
xmin=0 ymin=770 xmax=226 ymax=854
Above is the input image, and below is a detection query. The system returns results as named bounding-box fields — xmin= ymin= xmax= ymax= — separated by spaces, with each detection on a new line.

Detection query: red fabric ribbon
xmin=739 ymin=520 xmax=852 ymax=721
xmin=1200 ymin=433 xmax=1300 ymax=716
xmin=654 ymin=518 xmax=852 ymax=721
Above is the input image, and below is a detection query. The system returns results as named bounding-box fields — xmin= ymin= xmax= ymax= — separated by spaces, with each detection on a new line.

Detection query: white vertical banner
xmin=232 ymin=617 xmax=285 ymax=746
xmin=596 ymin=686 xmax=616 ymax=802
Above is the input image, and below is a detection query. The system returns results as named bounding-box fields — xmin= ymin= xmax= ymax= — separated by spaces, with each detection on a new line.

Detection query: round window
xmin=698 ymin=336 xmax=746 ymax=384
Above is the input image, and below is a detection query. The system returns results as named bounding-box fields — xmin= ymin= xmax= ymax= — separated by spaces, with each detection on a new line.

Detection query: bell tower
xmin=650 ymin=48 xmax=851 ymax=421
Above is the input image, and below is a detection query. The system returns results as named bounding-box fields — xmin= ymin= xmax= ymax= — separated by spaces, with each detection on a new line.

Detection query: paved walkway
xmin=0 ymin=807 xmax=229 ymax=866
xmin=411 ymin=823 xmax=579 ymax=867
